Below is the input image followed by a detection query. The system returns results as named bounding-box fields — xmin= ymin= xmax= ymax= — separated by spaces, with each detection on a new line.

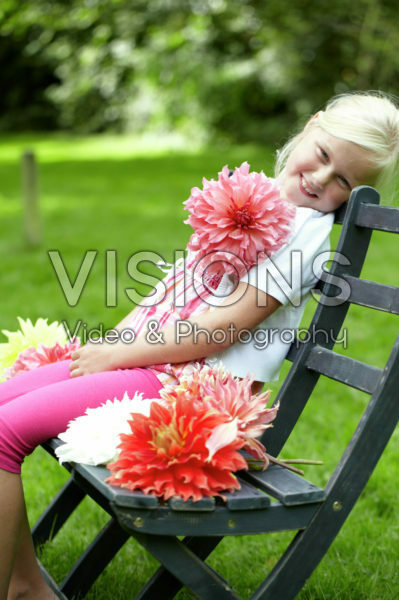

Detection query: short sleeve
xmin=205 ymin=206 xmax=336 ymax=382
xmin=241 ymin=206 xmax=335 ymax=307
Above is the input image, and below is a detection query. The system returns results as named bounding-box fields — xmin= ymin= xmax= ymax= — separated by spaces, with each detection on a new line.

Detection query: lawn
xmin=0 ymin=133 xmax=398 ymax=599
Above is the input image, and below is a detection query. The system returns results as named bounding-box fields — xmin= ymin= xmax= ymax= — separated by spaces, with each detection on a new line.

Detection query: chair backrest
xmin=262 ymin=186 xmax=399 ymax=463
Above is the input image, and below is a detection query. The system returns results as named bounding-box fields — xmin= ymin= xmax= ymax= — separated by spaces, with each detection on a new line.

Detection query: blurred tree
xmin=0 ymin=11 xmax=59 ymax=130
xmin=0 ymin=0 xmax=398 ymax=141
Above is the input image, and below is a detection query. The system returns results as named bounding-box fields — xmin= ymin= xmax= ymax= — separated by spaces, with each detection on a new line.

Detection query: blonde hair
xmin=275 ymin=91 xmax=399 ymax=200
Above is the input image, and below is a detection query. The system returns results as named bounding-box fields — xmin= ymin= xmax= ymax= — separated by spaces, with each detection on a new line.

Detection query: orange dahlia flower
xmin=107 ymin=394 xmax=247 ymax=502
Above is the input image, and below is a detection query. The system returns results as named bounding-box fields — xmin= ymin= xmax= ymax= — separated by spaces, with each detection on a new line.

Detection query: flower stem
xmin=278 ymin=458 xmax=324 ymax=465
xmin=266 ymin=454 xmax=304 ymax=476
xmin=246 ymin=455 xmax=323 ymax=476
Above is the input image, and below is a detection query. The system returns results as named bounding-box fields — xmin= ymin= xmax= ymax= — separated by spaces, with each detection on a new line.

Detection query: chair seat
xmin=42 ymin=438 xmax=325 ymax=537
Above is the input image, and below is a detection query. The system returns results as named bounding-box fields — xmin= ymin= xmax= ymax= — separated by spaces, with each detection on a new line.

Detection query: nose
xmin=311 ymin=166 xmax=334 ymax=189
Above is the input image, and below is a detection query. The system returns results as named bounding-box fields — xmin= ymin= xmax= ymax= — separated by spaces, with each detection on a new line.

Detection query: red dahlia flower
xmin=184 ymin=162 xmax=295 ymax=280
xmin=107 ymin=395 xmax=247 ymax=502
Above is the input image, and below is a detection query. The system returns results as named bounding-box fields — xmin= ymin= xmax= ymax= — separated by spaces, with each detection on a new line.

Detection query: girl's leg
xmin=0 ymin=365 xmax=162 ymax=474
xmin=0 ymin=470 xmax=26 ymax=600
xmin=0 ymin=362 xmax=72 ymax=600
xmin=0 ymin=469 xmax=56 ymax=600
xmin=0 ymin=361 xmax=72 ymax=408
xmin=0 ymin=366 xmax=163 ymax=600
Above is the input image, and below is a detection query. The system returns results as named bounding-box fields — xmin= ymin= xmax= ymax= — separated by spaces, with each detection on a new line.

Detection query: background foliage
xmin=1 ymin=0 xmax=399 ymax=142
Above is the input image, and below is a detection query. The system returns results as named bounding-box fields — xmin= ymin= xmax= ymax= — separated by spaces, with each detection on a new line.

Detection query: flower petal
xmin=205 ymin=419 xmax=238 ymax=460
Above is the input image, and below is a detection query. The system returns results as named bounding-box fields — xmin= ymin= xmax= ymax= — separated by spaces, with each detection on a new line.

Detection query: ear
xmin=305 ymin=111 xmax=323 ymax=130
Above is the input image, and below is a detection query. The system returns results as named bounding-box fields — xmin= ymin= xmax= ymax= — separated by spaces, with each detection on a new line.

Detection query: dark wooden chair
xmin=33 ymin=185 xmax=399 ymax=599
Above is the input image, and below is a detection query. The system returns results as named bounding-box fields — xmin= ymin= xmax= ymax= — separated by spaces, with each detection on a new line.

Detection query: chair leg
xmin=247 ymin=498 xmax=361 ymax=599
xmin=132 ymin=532 xmax=241 ymax=600
xmin=251 ymin=378 xmax=399 ymax=597
xmin=250 ymin=493 xmax=351 ymax=600
xmin=32 ymin=477 xmax=86 ymax=549
xmin=135 ymin=536 xmax=223 ymax=600
xmin=60 ymin=517 xmax=129 ymax=599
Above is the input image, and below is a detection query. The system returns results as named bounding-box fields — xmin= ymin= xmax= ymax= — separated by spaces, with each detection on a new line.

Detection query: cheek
xmin=327 ymin=190 xmax=350 ymax=211
xmin=286 ymin=154 xmax=302 ymax=176
xmin=288 ymin=146 xmax=313 ymax=171
xmin=280 ymin=175 xmax=298 ymax=199
xmin=336 ymin=185 xmax=352 ymax=202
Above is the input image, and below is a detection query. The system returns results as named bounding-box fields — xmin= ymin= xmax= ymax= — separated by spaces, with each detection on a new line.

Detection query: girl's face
xmin=279 ymin=125 xmax=379 ymax=213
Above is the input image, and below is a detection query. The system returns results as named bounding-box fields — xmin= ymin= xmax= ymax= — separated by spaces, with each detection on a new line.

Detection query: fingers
xmin=69 ymin=353 xmax=81 ymax=378
xmin=69 ymin=367 xmax=82 ymax=378
xmin=69 ymin=365 xmax=80 ymax=378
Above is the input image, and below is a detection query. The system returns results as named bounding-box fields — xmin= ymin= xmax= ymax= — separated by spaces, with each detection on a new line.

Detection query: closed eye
xmin=337 ymin=175 xmax=351 ymax=189
xmin=318 ymin=145 xmax=351 ymax=189
xmin=318 ymin=146 xmax=329 ymax=161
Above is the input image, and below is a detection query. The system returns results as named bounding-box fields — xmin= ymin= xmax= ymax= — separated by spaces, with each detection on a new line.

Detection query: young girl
xmin=1 ymin=91 xmax=399 ymax=600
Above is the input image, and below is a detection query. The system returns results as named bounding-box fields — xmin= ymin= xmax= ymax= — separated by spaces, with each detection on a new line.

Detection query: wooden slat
xmin=167 ymin=481 xmax=270 ymax=511
xmin=60 ymin=518 xmax=129 ymax=599
xmin=305 ymin=345 xmax=382 ymax=394
xmin=32 ymin=477 xmax=86 ymax=548
xmin=131 ymin=532 xmax=242 ymax=600
xmin=42 ymin=437 xmax=70 ymax=460
xmin=113 ymin=501 xmax=319 ymax=536
xmin=285 ymin=342 xmax=302 ymax=363
xmin=73 ymin=464 xmax=160 ymax=509
xmin=335 ymin=276 xmax=399 ymax=314
xmin=134 ymin=537 xmax=223 ymax=600
xmin=241 ymin=465 xmax=325 ymax=506
xmin=225 ymin=479 xmax=270 ymax=510
xmin=169 ymin=497 xmax=215 ymax=512
xmin=44 ymin=439 xmax=159 ymax=509
xmin=355 ymin=203 xmax=399 ymax=233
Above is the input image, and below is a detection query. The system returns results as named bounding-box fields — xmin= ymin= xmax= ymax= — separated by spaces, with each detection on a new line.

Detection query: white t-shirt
xmin=204 ymin=206 xmax=335 ymax=381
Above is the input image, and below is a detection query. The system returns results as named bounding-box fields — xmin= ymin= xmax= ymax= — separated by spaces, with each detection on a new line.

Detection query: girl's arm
xmin=69 ymin=282 xmax=281 ymax=377
xmin=113 ymin=308 xmax=140 ymax=333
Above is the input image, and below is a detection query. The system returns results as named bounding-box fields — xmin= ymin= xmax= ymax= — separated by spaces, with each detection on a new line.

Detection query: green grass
xmin=1 ymin=133 xmax=398 ymax=599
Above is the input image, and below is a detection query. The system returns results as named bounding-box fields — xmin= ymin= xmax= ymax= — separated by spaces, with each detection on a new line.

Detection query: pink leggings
xmin=0 ymin=361 xmax=163 ymax=474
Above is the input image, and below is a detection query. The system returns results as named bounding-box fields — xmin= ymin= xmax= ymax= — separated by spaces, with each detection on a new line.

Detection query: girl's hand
xmin=69 ymin=340 xmax=116 ymax=378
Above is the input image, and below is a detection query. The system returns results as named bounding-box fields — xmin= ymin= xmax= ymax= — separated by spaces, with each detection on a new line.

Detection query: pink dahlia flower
xmin=166 ymin=365 xmax=278 ymax=467
xmin=184 ymin=162 xmax=296 ymax=280
xmin=107 ymin=395 xmax=246 ymax=502
xmin=6 ymin=340 xmax=81 ymax=378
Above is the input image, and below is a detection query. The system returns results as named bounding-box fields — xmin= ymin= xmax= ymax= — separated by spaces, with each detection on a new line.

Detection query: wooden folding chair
xmin=33 ymin=185 xmax=399 ymax=599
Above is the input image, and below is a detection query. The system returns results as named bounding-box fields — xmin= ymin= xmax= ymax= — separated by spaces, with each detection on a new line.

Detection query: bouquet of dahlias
xmin=106 ymin=366 xmax=279 ymax=501
xmin=54 ymin=365 xmax=278 ymax=502
xmin=0 ymin=317 xmax=80 ymax=381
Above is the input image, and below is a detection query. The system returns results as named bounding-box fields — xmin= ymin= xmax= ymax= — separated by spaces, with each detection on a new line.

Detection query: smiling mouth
xmin=300 ymin=175 xmax=318 ymax=198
